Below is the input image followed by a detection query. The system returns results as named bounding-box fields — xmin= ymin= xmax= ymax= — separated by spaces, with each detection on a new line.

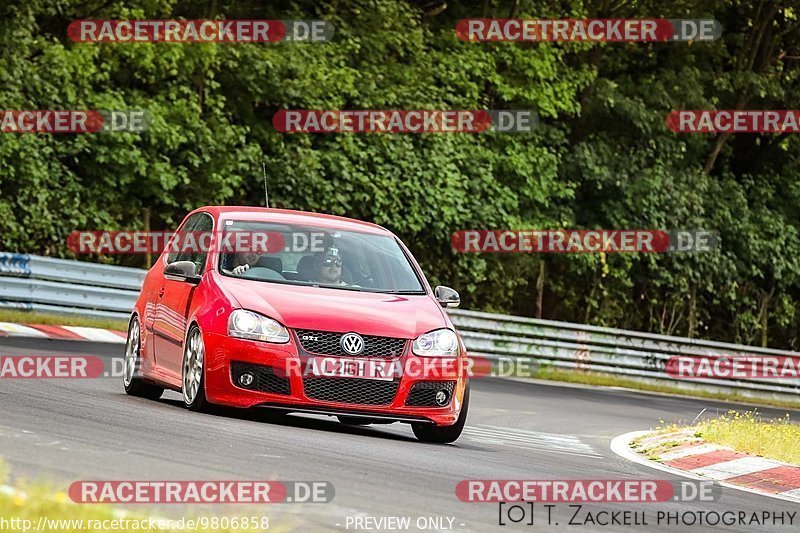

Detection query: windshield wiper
xmin=378 ymin=290 xmax=426 ymax=295
xmin=308 ymin=283 xmax=364 ymax=291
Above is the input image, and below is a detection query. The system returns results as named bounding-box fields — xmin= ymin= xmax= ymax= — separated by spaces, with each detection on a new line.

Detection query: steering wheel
xmin=240 ymin=266 xmax=285 ymax=280
xmin=350 ymin=272 xmax=374 ymax=285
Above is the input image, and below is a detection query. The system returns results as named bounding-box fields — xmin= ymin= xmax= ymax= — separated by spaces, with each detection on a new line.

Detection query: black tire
xmin=412 ymin=384 xmax=470 ymax=444
xmin=123 ymin=318 xmax=164 ymax=400
xmin=337 ymin=416 xmax=372 ymax=426
xmin=182 ymin=326 xmax=210 ymax=412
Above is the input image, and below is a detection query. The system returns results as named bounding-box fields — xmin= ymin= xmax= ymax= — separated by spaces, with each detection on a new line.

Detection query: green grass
xmin=528 ymin=366 xmax=800 ymax=410
xmin=697 ymin=410 xmax=800 ymax=465
xmin=0 ymin=459 xmax=278 ymax=532
xmin=0 ymin=309 xmax=127 ymax=331
xmin=631 ymin=427 xmax=696 ymax=460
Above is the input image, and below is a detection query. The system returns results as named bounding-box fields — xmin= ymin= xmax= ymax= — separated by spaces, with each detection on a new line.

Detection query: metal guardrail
xmin=0 ymin=253 xmax=797 ymax=403
xmin=448 ymin=309 xmax=800 ymax=403
xmin=0 ymin=253 xmax=143 ymax=320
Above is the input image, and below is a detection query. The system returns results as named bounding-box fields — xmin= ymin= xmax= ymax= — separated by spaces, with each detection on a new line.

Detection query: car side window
xmin=183 ymin=214 xmax=213 ymax=274
xmin=166 ymin=214 xmax=202 ymax=264
xmin=166 ymin=213 xmax=213 ymax=274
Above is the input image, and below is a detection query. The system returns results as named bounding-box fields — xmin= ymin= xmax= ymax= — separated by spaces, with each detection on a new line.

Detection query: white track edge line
xmin=610 ymin=430 xmax=800 ymax=505
xmin=658 ymin=443 xmax=726 ymax=462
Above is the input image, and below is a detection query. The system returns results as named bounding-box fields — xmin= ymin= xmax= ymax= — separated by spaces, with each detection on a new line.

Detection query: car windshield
xmin=217 ymin=220 xmax=425 ymax=294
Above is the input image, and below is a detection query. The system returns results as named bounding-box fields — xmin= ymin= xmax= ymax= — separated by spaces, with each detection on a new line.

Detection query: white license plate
xmin=309 ymin=357 xmax=396 ymax=381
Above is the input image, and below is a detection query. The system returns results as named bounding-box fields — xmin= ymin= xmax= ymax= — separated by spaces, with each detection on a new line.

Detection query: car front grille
xmin=405 ymin=380 xmax=456 ymax=406
xmin=302 ymin=377 xmax=399 ymax=405
xmin=231 ymin=361 xmax=291 ymax=395
xmin=295 ymin=329 xmax=406 ymax=357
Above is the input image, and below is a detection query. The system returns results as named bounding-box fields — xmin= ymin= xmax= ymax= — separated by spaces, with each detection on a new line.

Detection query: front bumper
xmin=203 ymin=332 xmax=468 ymax=426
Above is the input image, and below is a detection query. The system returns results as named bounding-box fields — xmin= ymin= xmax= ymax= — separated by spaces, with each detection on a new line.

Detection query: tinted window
xmin=166 ymin=212 xmax=213 ymax=274
xmin=166 ymin=213 xmax=202 ymax=264
xmin=217 ymin=221 xmax=425 ymax=294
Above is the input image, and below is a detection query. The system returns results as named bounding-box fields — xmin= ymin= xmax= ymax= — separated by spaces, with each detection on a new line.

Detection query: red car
xmin=123 ymin=206 xmax=470 ymax=443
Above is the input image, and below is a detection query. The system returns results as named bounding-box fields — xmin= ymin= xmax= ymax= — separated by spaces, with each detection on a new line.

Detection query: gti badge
xmin=340 ymin=332 xmax=365 ymax=356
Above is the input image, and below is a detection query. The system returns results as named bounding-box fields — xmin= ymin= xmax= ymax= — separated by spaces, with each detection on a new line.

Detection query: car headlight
xmin=412 ymin=328 xmax=459 ymax=357
xmin=228 ymin=310 xmax=290 ymax=343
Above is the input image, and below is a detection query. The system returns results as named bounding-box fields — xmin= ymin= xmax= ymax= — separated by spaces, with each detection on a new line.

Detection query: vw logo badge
xmin=340 ymin=332 xmax=365 ymax=356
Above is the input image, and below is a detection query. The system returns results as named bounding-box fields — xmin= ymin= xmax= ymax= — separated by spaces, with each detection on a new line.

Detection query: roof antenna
xmin=262 ymin=161 xmax=270 ymax=208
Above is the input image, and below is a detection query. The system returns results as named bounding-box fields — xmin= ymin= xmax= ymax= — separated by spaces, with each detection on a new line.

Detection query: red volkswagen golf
xmin=123 ymin=206 xmax=470 ymax=443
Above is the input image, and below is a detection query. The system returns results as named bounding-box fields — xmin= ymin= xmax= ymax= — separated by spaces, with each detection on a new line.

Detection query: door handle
xmin=158 ymin=286 xmax=165 ymax=298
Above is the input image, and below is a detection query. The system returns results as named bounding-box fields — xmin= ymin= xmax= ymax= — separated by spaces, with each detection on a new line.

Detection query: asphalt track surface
xmin=0 ymin=337 xmax=798 ymax=532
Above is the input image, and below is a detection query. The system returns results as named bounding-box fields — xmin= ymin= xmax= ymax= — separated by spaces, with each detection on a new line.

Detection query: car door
xmin=142 ymin=215 xmax=198 ymax=358
xmin=152 ymin=212 xmax=213 ymax=377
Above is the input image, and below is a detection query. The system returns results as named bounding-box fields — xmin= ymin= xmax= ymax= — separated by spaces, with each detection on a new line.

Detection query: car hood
xmin=221 ymin=278 xmax=447 ymax=338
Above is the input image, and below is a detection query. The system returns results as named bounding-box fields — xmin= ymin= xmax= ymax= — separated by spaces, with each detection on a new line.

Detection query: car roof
xmin=191 ymin=206 xmax=392 ymax=236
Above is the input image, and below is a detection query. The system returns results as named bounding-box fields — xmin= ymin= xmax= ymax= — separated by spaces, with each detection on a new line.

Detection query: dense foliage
xmin=1 ymin=0 xmax=799 ymax=347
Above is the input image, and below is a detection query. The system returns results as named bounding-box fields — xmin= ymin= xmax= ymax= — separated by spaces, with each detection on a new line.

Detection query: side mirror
xmin=434 ymin=285 xmax=460 ymax=308
xmin=164 ymin=261 xmax=201 ymax=285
